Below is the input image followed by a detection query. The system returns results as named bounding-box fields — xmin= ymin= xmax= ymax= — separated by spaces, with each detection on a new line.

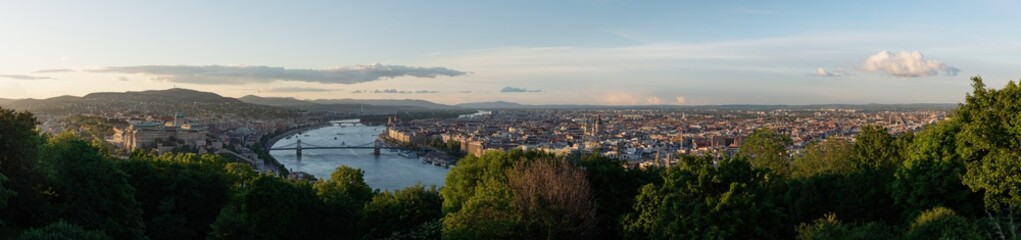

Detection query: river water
xmin=270 ymin=119 xmax=449 ymax=191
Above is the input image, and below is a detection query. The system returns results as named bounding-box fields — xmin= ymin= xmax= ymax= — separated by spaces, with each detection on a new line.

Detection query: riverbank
xmin=268 ymin=120 xmax=450 ymax=190
xmin=259 ymin=121 xmax=332 ymax=175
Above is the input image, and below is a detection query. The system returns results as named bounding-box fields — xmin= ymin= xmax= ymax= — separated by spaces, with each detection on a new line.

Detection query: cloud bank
xmin=861 ymin=51 xmax=959 ymax=77
xmin=262 ymin=87 xmax=335 ymax=93
xmin=0 ymin=74 xmax=51 ymax=80
xmin=352 ymin=89 xmax=439 ymax=94
xmin=88 ymin=64 xmax=469 ymax=85
xmin=32 ymin=69 xmax=75 ymax=73
xmin=501 ymin=86 xmax=542 ymax=93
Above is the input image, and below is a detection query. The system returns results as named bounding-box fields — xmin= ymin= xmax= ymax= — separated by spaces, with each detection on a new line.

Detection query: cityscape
xmin=2 ymin=1 xmax=1021 ymax=240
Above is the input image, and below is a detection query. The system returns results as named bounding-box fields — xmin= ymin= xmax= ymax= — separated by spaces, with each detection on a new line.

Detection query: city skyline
xmin=3 ymin=1 xmax=1021 ymax=105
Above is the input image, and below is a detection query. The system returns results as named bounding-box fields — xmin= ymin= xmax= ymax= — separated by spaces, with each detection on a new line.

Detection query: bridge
xmin=269 ymin=139 xmax=408 ymax=161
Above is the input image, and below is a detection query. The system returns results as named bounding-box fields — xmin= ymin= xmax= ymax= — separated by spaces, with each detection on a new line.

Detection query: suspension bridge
xmin=269 ymin=139 xmax=409 ymax=161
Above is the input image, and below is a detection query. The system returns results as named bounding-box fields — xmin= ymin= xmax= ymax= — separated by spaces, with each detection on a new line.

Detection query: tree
xmin=739 ymin=128 xmax=793 ymax=176
xmin=795 ymin=213 xmax=848 ymax=240
xmin=954 ymin=77 xmax=1021 ymax=210
xmin=209 ymin=175 xmax=331 ymax=240
xmin=363 ymin=184 xmax=443 ymax=239
xmin=851 ymin=125 xmax=899 ymax=170
xmin=506 ymin=159 xmax=598 ymax=239
xmin=791 ymin=139 xmax=855 ymax=177
xmin=313 ymin=166 xmax=373 ymax=237
xmin=440 ymin=150 xmax=555 ymax=240
xmin=795 ymin=213 xmax=900 ymax=240
xmin=39 ymin=133 xmax=145 ymax=239
xmin=0 ymin=107 xmax=46 ymax=225
xmin=904 ymin=207 xmax=982 ymax=240
xmin=0 ymin=174 xmax=14 ymax=211
xmin=576 ymin=154 xmax=661 ymax=240
xmin=892 ymin=120 xmax=982 ymax=218
xmin=18 ymin=220 xmax=111 ymax=240
xmin=441 ymin=150 xmax=524 ymax=213
xmin=441 ymin=179 xmax=522 ymax=240
xmin=119 ymin=153 xmax=233 ymax=240
xmin=623 ymin=156 xmax=782 ymax=239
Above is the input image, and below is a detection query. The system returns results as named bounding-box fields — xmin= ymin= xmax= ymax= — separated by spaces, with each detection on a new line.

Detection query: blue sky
xmin=2 ymin=1 xmax=1020 ymax=105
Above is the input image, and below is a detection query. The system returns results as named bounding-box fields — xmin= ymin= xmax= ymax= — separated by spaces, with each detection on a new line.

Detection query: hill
xmin=0 ymin=98 xmax=17 ymax=106
xmin=309 ymin=99 xmax=457 ymax=109
xmin=4 ymin=88 xmax=301 ymax=118
xmin=238 ymin=95 xmax=316 ymax=107
xmin=455 ymin=101 xmax=527 ymax=109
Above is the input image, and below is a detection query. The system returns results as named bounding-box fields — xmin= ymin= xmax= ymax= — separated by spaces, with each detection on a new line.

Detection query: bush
xmin=18 ymin=221 xmax=110 ymax=240
xmin=905 ymin=207 xmax=982 ymax=240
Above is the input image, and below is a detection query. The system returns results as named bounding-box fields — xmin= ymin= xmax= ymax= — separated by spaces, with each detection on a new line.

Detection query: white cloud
xmin=32 ymin=69 xmax=74 ymax=73
xmin=814 ymin=67 xmax=839 ymax=77
xmin=501 ymin=86 xmax=542 ymax=93
xmin=646 ymin=96 xmax=664 ymax=105
xmin=675 ymin=96 xmax=687 ymax=105
xmin=0 ymin=74 xmax=51 ymax=80
xmin=354 ymin=89 xmax=439 ymax=94
xmin=88 ymin=64 xmax=469 ymax=85
xmin=861 ymin=51 xmax=959 ymax=77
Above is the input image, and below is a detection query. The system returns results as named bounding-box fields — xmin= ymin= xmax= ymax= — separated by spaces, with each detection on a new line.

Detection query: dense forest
xmin=0 ymin=76 xmax=1019 ymax=239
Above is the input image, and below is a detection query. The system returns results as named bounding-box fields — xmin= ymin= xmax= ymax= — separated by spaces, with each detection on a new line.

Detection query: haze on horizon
xmin=2 ymin=1 xmax=1019 ymax=105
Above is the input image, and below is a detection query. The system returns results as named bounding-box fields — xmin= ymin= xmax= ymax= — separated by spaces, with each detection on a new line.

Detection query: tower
xmin=173 ymin=111 xmax=183 ymax=127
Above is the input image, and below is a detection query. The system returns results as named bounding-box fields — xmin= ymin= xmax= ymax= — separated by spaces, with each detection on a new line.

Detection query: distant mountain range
xmin=454 ymin=101 xmax=526 ymax=109
xmin=237 ymin=95 xmax=316 ymax=107
xmin=237 ymin=95 xmax=459 ymax=111
xmin=0 ymin=89 xmax=292 ymax=117
xmin=0 ymin=89 xmax=960 ymax=115
xmin=0 ymin=98 xmax=17 ymax=106
xmin=309 ymin=99 xmax=458 ymax=109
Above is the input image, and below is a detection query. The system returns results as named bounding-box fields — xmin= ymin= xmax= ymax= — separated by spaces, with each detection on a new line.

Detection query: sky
xmin=2 ymin=1 xmax=1021 ymax=105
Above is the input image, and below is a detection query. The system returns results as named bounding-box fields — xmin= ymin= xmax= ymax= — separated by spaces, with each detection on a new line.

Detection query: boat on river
xmin=398 ymin=150 xmax=418 ymax=158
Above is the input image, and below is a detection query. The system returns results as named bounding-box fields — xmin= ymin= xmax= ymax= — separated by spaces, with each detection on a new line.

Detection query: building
xmin=112 ymin=113 xmax=209 ymax=151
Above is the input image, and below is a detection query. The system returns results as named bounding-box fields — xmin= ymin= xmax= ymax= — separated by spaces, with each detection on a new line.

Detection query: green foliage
xmin=892 ymin=120 xmax=982 ymax=218
xmin=576 ymin=154 xmax=662 ymax=239
xmin=0 ymin=107 xmax=46 ymax=225
xmin=39 ymin=133 xmax=145 ymax=239
xmin=784 ymin=168 xmax=902 ymax=226
xmin=851 ymin=125 xmax=900 ymax=169
xmin=905 ymin=207 xmax=983 ymax=240
xmin=426 ymin=138 xmax=465 ymax=158
xmin=441 ymin=179 xmax=522 ymax=240
xmin=384 ymin=219 xmax=442 ymax=240
xmin=739 ymin=127 xmax=793 ymax=176
xmin=209 ymin=175 xmax=332 ymax=240
xmin=440 ymin=150 xmax=595 ymax=240
xmin=17 ymin=220 xmax=111 ymax=240
xmin=119 ymin=153 xmax=233 ymax=240
xmin=623 ymin=156 xmax=783 ymax=239
xmin=313 ymin=166 xmax=373 ymax=237
xmin=441 ymin=150 xmax=525 ymax=214
xmin=791 ymin=139 xmax=855 ymax=177
xmin=795 ymin=213 xmax=848 ymax=240
xmin=0 ymin=174 xmax=14 ymax=211
xmin=795 ymin=213 xmax=900 ymax=240
xmin=315 ymin=166 xmax=374 ymax=211
xmin=364 ymin=184 xmax=443 ymax=239
xmin=956 ymin=77 xmax=1021 ymax=210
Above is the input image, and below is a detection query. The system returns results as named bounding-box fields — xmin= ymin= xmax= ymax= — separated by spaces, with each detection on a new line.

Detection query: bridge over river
xmin=270 ymin=139 xmax=410 ymax=161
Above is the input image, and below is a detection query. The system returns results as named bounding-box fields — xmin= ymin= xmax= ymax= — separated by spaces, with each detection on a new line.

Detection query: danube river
xmin=270 ymin=119 xmax=449 ymax=191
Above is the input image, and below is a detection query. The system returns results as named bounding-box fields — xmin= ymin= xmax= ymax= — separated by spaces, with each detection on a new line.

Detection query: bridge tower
xmin=296 ymin=139 xmax=302 ymax=162
xmin=373 ymin=140 xmax=381 ymax=156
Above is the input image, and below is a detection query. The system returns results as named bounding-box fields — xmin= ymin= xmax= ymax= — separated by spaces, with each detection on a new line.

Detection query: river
xmin=270 ymin=119 xmax=449 ymax=191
